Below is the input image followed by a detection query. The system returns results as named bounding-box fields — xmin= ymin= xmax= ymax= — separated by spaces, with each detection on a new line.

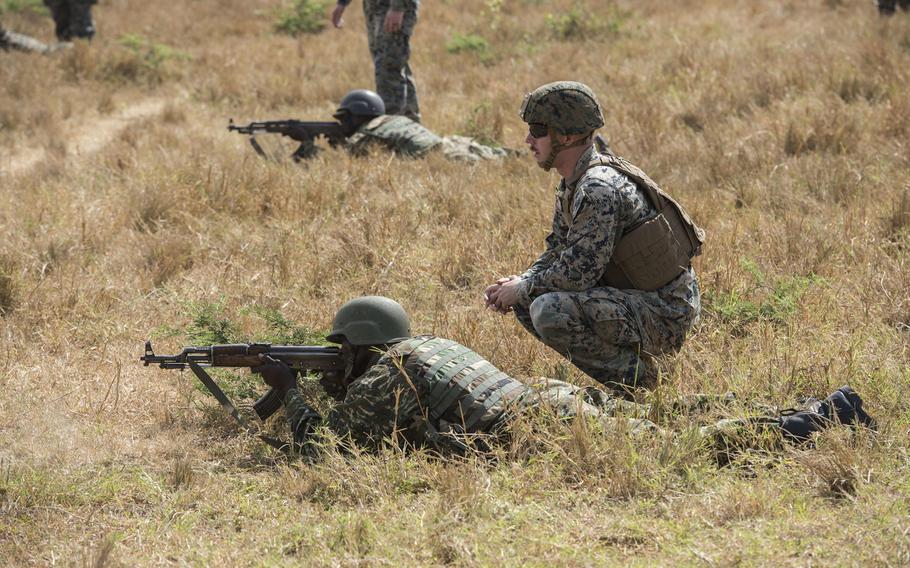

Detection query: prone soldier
xmin=250 ymin=296 xmax=875 ymax=457
xmin=231 ymin=89 xmax=513 ymax=162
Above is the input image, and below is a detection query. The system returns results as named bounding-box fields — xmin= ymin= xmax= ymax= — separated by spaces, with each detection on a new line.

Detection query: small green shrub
xmin=459 ymin=101 xmax=503 ymax=147
xmin=446 ymin=33 xmax=489 ymax=55
xmin=119 ymin=33 xmax=190 ymax=69
xmin=184 ymin=299 xmax=239 ymax=345
xmin=446 ymin=33 xmax=496 ymax=64
xmin=0 ymin=0 xmax=47 ymax=16
xmin=247 ymin=305 xmax=327 ymax=345
xmin=545 ymin=4 xmax=628 ymax=41
xmin=104 ymin=34 xmax=190 ymax=84
xmin=706 ymin=259 xmax=823 ymax=332
xmin=275 ymin=0 xmax=328 ymax=37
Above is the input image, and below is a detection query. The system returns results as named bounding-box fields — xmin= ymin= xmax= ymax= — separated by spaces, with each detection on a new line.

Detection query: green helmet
xmin=519 ymin=81 xmax=605 ymax=135
xmin=326 ymin=296 xmax=411 ymax=346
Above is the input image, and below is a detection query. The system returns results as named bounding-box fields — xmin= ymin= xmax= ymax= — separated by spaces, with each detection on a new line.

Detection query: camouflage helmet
xmin=519 ymin=81 xmax=604 ymax=135
xmin=326 ymin=296 xmax=411 ymax=346
xmin=334 ymin=89 xmax=386 ymax=119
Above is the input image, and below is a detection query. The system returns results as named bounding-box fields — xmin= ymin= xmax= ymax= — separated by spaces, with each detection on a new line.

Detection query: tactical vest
xmin=361 ymin=115 xmax=442 ymax=157
xmin=568 ymin=153 xmax=705 ymax=291
xmin=385 ymin=336 xmax=530 ymax=433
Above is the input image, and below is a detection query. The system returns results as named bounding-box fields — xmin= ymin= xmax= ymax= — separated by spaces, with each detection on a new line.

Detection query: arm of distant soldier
xmin=383 ymin=7 xmax=406 ymax=33
xmin=514 ymin=176 xmax=627 ymax=306
xmin=331 ymin=0 xmax=352 ymax=28
xmin=342 ymin=128 xmax=374 ymax=157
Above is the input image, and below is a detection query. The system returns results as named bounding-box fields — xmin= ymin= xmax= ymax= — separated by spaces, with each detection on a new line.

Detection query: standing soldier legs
xmin=364 ymin=4 xmax=420 ymax=122
xmin=43 ymin=0 xmax=96 ymax=41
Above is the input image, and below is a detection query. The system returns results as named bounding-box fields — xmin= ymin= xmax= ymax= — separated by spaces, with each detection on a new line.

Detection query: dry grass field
xmin=1 ymin=0 xmax=909 ymax=565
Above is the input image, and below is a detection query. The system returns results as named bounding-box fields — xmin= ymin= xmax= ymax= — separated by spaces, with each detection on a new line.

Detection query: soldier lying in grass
xmin=252 ymin=296 xmax=876 ymax=459
xmin=232 ymin=89 xmax=515 ymax=163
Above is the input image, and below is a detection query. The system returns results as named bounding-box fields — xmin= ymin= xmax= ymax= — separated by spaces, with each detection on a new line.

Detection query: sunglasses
xmin=528 ymin=123 xmax=549 ymax=138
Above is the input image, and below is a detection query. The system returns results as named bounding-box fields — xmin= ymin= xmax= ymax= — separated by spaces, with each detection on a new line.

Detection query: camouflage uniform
xmin=43 ymin=0 xmax=96 ymax=41
xmin=0 ymin=24 xmax=51 ymax=53
xmin=338 ymin=0 xmax=420 ymax=121
xmin=284 ymin=335 xmax=659 ymax=451
xmin=513 ymin=145 xmax=700 ymax=389
xmin=345 ymin=114 xmax=511 ymax=161
xmin=282 ymin=335 xmax=871 ymax=457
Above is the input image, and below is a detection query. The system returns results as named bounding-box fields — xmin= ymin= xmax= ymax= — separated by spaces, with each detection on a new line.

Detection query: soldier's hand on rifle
xmin=319 ymin=370 xmax=348 ymax=402
xmin=331 ymin=3 xmax=346 ymax=28
xmin=383 ymin=9 xmax=404 ymax=33
xmin=252 ymin=358 xmax=298 ymax=396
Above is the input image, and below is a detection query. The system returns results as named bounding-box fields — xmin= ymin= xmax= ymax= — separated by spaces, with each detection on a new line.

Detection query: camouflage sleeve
xmin=325 ymin=359 xmax=424 ymax=447
xmin=343 ymin=131 xmax=373 ymax=157
xmin=284 ymin=388 xmax=324 ymax=447
xmin=519 ymin=173 xmax=632 ymax=300
xmin=520 ymin=204 xmax=566 ymax=283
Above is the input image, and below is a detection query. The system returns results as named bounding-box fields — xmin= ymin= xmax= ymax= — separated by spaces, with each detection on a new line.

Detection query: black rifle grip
xmin=253 ymin=388 xmax=283 ymax=421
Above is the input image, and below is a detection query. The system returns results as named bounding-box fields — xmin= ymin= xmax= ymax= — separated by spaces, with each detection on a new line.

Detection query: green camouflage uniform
xmin=513 ymin=145 xmax=700 ymax=389
xmin=338 ymin=0 xmax=420 ymax=121
xmin=345 ymin=114 xmax=511 ymax=161
xmin=0 ymin=24 xmax=50 ymax=53
xmin=282 ymin=336 xmax=871 ymax=460
xmin=284 ymin=335 xmax=659 ymax=451
xmin=43 ymin=0 xmax=96 ymax=41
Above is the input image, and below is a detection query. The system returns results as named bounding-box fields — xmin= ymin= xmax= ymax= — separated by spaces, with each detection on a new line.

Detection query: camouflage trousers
xmin=513 ymin=286 xmax=696 ymax=392
xmin=517 ymin=379 xmax=788 ymax=464
xmin=519 ymin=378 xmax=659 ymax=434
xmin=364 ymin=1 xmax=420 ymax=121
xmin=44 ymin=0 xmax=96 ymax=41
xmin=878 ymin=0 xmax=910 ymax=13
xmin=440 ymin=136 xmax=511 ymax=162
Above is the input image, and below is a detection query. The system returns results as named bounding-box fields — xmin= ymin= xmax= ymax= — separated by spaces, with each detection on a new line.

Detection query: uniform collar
xmin=564 ymin=144 xmax=599 ymax=188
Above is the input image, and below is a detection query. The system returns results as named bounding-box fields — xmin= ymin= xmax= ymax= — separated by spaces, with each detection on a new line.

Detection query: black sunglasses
xmin=528 ymin=123 xmax=549 ymax=138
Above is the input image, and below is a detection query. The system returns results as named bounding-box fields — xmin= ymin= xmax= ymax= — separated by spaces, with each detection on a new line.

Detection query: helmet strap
xmin=539 ymin=129 xmax=591 ymax=172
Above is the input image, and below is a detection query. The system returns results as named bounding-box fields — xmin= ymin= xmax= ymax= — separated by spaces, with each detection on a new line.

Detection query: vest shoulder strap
xmin=584 ymin=153 xmax=705 ymax=256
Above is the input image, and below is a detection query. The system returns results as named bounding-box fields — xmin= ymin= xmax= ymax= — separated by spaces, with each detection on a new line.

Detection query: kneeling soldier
xmin=485 ymin=81 xmax=703 ymax=394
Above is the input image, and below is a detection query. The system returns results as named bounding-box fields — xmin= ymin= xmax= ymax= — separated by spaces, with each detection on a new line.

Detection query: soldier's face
xmin=526 ymin=126 xmax=552 ymax=165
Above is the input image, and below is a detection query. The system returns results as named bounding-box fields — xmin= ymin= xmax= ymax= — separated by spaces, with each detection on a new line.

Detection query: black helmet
xmin=334 ymin=89 xmax=386 ymax=120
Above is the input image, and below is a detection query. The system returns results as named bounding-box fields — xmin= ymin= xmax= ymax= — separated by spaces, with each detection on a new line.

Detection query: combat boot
xmin=779 ymin=385 xmax=876 ymax=442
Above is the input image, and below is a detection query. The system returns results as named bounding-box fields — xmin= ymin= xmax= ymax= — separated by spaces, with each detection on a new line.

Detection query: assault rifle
xmin=141 ymin=341 xmax=346 ymax=448
xmin=227 ymin=119 xmax=346 ymax=161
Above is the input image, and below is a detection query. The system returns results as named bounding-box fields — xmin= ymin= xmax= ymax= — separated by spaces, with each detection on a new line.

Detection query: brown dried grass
xmin=0 ymin=0 xmax=909 ymax=565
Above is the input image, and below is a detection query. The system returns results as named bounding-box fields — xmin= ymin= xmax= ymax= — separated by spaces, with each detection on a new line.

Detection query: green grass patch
xmin=0 ymin=0 xmax=47 ymax=16
xmin=155 ymin=299 xmax=330 ymax=403
xmin=545 ymin=2 xmax=629 ymax=41
xmin=275 ymin=0 xmax=328 ymax=36
xmin=705 ymin=259 xmax=823 ymax=332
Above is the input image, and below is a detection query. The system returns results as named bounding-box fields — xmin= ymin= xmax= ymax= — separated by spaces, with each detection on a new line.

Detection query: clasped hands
xmin=484 ymin=275 xmax=522 ymax=314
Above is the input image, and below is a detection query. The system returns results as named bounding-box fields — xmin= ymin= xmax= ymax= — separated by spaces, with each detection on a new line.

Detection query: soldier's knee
xmin=529 ymin=294 xmax=576 ymax=343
